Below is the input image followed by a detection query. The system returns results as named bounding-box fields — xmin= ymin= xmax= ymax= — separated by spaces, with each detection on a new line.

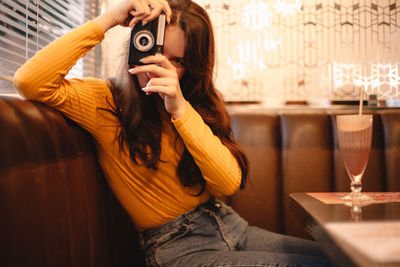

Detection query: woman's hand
xmin=128 ymin=55 xmax=187 ymax=120
xmin=94 ymin=0 xmax=171 ymax=33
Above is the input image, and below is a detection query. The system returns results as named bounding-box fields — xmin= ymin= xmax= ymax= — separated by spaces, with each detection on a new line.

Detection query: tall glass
xmin=337 ymin=114 xmax=373 ymax=202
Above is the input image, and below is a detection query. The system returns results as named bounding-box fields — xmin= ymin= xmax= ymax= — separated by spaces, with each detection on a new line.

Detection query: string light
xmin=332 ymin=62 xmax=355 ymax=89
xmin=274 ymin=0 xmax=302 ymax=16
xmin=329 ymin=62 xmax=400 ymax=98
xmin=241 ymin=0 xmax=272 ymax=30
xmin=264 ymin=33 xmax=281 ymax=50
xmin=228 ymin=40 xmax=266 ymax=79
xmin=229 ymin=0 xmax=301 ymax=80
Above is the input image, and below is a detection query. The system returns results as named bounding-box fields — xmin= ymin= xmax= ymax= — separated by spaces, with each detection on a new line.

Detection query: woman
xmin=13 ymin=0 xmax=333 ymax=266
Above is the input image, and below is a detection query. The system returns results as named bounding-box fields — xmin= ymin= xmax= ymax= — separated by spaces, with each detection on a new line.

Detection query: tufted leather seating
xmin=229 ymin=107 xmax=400 ymax=239
xmin=0 ymin=96 xmax=144 ymax=267
xmin=1 ymin=94 xmax=400 ymax=266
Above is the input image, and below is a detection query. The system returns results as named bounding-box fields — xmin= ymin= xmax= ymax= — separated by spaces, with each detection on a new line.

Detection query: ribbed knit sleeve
xmin=13 ymin=21 xmax=108 ymax=134
xmin=172 ymin=102 xmax=242 ymax=196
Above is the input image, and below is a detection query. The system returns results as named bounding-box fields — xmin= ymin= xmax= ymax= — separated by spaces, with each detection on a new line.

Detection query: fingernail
xmin=142 ymin=87 xmax=151 ymax=95
xmin=142 ymin=20 xmax=148 ymax=26
xmin=128 ymin=68 xmax=136 ymax=74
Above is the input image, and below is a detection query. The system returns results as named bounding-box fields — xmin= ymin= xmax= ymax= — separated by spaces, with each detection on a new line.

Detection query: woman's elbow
xmin=13 ymin=68 xmax=40 ymax=100
xmin=220 ymin=172 xmax=242 ymax=196
xmin=226 ymin=178 xmax=241 ymax=196
xmin=13 ymin=69 xmax=29 ymax=97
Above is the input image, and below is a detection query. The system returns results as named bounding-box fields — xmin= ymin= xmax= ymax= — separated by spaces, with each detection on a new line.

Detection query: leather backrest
xmin=0 ymin=96 xmax=144 ymax=267
xmin=2 ymin=94 xmax=399 ymax=260
xmin=229 ymin=108 xmax=399 ymax=238
xmin=230 ymin=113 xmax=283 ymax=233
xmin=280 ymin=112 xmax=334 ymax=238
xmin=380 ymin=110 xmax=400 ymax=191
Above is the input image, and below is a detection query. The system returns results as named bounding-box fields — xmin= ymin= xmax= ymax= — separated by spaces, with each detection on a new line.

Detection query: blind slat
xmin=0 ymin=34 xmax=43 ymax=57
xmin=0 ymin=46 xmax=26 ymax=62
xmin=1 ymin=68 xmax=16 ymax=76
xmin=0 ymin=0 xmax=100 ymax=94
xmin=1 ymin=1 xmax=68 ymax=40
xmin=40 ymin=1 xmax=84 ymax=26
xmin=0 ymin=15 xmax=54 ymax=46
xmin=1 ymin=1 xmax=69 ymax=33
xmin=1 ymin=1 xmax=85 ymax=37
xmin=1 ymin=57 xmax=22 ymax=68
xmin=54 ymin=0 xmax=88 ymax=24
xmin=0 ymin=74 xmax=13 ymax=82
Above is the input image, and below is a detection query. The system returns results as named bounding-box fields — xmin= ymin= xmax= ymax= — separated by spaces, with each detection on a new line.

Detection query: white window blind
xmin=0 ymin=0 xmax=101 ymax=94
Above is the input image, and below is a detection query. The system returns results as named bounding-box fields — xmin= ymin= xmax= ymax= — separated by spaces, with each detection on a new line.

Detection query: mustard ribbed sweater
xmin=13 ymin=21 xmax=242 ymax=230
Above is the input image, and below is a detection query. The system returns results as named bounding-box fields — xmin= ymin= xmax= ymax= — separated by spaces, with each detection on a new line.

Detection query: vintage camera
xmin=128 ymin=12 xmax=167 ymax=67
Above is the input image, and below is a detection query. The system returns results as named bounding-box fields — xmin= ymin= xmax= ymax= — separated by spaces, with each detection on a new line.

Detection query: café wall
xmin=102 ymin=0 xmax=400 ymax=104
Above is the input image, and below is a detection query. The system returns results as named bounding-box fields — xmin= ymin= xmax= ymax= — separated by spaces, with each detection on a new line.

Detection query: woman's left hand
xmin=128 ymin=55 xmax=187 ymax=120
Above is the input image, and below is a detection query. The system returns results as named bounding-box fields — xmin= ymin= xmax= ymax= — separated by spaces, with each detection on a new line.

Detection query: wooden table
xmin=289 ymin=192 xmax=400 ymax=267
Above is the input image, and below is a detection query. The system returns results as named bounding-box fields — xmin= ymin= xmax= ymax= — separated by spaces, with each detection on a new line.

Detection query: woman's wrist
xmin=93 ymin=11 xmax=118 ymax=33
xmin=172 ymin=101 xmax=187 ymax=120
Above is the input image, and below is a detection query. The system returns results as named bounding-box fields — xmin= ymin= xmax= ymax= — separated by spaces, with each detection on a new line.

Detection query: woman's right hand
xmin=110 ymin=0 xmax=171 ymax=28
xmin=94 ymin=0 xmax=171 ymax=33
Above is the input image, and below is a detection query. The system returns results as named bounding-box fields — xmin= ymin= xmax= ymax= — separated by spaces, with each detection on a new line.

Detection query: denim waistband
xmin=140 ymin=197 xmax=218 ymax=238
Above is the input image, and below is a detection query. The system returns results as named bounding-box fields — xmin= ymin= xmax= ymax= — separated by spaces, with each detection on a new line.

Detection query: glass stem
xmin=351 ymin=181 xmax=362 ymax=195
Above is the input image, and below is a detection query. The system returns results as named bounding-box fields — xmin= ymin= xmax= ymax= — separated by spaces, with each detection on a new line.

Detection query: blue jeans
xmin=140 ymin=198 xmax=333 ymax=267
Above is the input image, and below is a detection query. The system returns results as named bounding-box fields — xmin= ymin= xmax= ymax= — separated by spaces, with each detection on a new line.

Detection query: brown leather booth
xmin=1 ymin=95 xmax=400 ymax=266
xmin=229 ymin=107 xmax=400 ymax=239
xmin=0 ymin=96 xmax=144 ymax=267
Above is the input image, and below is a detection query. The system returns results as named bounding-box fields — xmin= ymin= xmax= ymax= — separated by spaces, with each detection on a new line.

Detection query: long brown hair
xmin=107 ymin=0 xmax=249 ymax=195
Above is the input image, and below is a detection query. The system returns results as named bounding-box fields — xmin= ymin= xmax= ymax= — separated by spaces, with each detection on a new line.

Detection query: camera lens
xmin=139 ymin=36 xmax=149 ymax=46
xmin=133 ymin=30 xmax=154 ymax=52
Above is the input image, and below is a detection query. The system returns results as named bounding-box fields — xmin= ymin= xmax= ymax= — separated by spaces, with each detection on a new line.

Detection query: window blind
xmin=0 ymin=0 xmax=101 ymax=94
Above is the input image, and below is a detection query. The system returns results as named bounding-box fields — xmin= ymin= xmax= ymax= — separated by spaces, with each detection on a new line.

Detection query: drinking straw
xmin=359 ymin=88 xmax=363 ymax=115
xmin=359 ymin=61 xmax=366 ymax=116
